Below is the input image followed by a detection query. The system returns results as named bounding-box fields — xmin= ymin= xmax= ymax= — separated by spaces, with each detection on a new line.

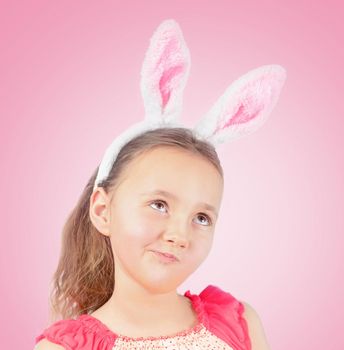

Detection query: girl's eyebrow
xmin=141 ymin=189 xmax=218 ymax=218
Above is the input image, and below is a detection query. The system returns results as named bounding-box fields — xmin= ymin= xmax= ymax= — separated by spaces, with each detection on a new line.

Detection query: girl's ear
xmin=89 ymin=187 xmax=112 ymax=237
xmin=140 ymin=19 xmax=191 ymax=124
xmin=193 ymin=65 xmax=287 ymax=146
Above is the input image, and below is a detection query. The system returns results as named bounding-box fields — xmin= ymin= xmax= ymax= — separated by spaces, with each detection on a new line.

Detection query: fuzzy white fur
xmin=193 ymin=64 xmax=287 ymax=147
xmin=140 ymin=19 xmax=191 ymax=124
xmin=93 ymin=19 xmax=286 ymax=190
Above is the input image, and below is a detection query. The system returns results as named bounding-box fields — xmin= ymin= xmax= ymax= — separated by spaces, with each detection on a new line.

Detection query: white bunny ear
xmin=140 ymin=19 xmax=191 ymax=124
xmin=193 ymin=65 xmax=287 ymax=146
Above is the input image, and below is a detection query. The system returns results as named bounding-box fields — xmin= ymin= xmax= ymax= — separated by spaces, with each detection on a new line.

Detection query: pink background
xmin=1 ymin=1 xmax=343 ymax=349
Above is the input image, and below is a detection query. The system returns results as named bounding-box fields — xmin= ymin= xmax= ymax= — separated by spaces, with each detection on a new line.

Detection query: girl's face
xmin=105 ymin=146 xmax=223 ymax=293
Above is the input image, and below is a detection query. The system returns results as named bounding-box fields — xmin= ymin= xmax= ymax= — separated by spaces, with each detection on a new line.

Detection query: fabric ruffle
xmin=184 ymin=284 xmax=251 ymax=350
xmin=35 ymin=317 xmax=115 ymax=350
xmin=35 ymin=284 xmax=251 ymax=350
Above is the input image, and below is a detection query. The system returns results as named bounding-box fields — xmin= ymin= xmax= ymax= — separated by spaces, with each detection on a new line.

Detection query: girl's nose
xmin=166 ymin=234 xmax=189 ymax=249
xmin=163 ymin=219 xmax=190 ymax=249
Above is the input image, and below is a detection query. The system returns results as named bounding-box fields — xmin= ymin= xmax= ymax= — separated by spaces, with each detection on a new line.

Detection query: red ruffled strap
xmin=185 ymin=284 xmax=251 ymax=350
xmin=35 ymin=317 xmax=116 ymax=350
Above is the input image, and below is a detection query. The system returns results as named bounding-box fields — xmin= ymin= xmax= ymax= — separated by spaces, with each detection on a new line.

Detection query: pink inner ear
xmin=228 ymin=103 xmax=261 ymax=125
xmin=154 ymin=36 xmax=186 ymax=108
xmin=214 ymin=103 xmax=262 ymax=134
xmin=159 ymin=64 xmax=184 ymax=108
xmin=213 ymin=79 xmax=274 ymax=136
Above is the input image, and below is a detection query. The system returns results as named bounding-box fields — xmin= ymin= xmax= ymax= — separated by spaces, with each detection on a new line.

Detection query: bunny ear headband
xmin=93 ymin=19 xmax=286 ymax=191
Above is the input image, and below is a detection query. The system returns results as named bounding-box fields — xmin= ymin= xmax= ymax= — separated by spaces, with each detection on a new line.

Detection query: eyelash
xmin=149 ymin=199 xmax=213 ymax=226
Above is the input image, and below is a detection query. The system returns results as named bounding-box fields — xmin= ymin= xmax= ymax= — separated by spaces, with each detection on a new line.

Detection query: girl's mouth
xmin=151 ymin=250 xmax=179 ymax=263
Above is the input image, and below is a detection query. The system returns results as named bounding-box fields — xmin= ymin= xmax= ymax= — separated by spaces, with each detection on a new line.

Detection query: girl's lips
xmin=151 ymin=250 xmax=179 ymax=262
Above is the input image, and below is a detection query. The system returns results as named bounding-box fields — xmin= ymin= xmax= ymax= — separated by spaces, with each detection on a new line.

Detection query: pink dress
xmin=35 ymin=284 xmax=251 ymax=350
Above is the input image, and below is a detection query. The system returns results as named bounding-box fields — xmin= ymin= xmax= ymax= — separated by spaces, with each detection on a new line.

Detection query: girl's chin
xmin=137 ymin=274 xmax=185 ymax=293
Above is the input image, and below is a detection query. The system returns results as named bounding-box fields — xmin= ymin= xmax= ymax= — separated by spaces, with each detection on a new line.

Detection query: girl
xmin=34 ymin=19 xmax=286 ymax=350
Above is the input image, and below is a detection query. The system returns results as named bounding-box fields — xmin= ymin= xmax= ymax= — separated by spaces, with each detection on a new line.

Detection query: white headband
xmin=93 ymin=19 xmax=287 ymax=191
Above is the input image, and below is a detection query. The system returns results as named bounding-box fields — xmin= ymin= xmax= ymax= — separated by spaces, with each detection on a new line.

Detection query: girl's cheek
xmin=140 ymin=209 xmax=164 ymax=226
xmin=124 ymin=212 xmax=163 ymax=239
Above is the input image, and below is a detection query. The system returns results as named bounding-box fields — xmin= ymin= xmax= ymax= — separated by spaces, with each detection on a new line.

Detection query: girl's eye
xmin=150 ymin=201 xmax=167 ymax=213
xmin=150 ymin=200 xmax=212 ymax=226
xmin=196 ymin=214 xmax=212 ymax=226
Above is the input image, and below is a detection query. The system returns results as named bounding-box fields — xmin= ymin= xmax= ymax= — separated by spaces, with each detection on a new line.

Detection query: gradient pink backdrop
xmin=1 ymin=1 xmax=343 ymax=349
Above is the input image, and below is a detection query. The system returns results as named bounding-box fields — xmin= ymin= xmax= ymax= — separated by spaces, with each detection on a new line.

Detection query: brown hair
xmin=48 ymin=127 xmax=223 ymax=322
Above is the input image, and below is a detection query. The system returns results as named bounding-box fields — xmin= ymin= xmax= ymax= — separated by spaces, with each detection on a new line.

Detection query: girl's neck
xmin=90 ymin=287 xmax=197 ymax=338
xmin=104 ymin=283 xmax=188 ymax=323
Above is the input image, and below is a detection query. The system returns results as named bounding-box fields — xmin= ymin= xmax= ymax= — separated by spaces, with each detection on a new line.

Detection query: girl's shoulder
xmin=34 ymin=284 xmax=251 ymax=350
xmin=186 ymin=284 xmax=251 ymax=350
xmin=195 ymin=284 xmax=270 ymax=350
xmin=34 ymin=314 xmax=116 ymax=350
